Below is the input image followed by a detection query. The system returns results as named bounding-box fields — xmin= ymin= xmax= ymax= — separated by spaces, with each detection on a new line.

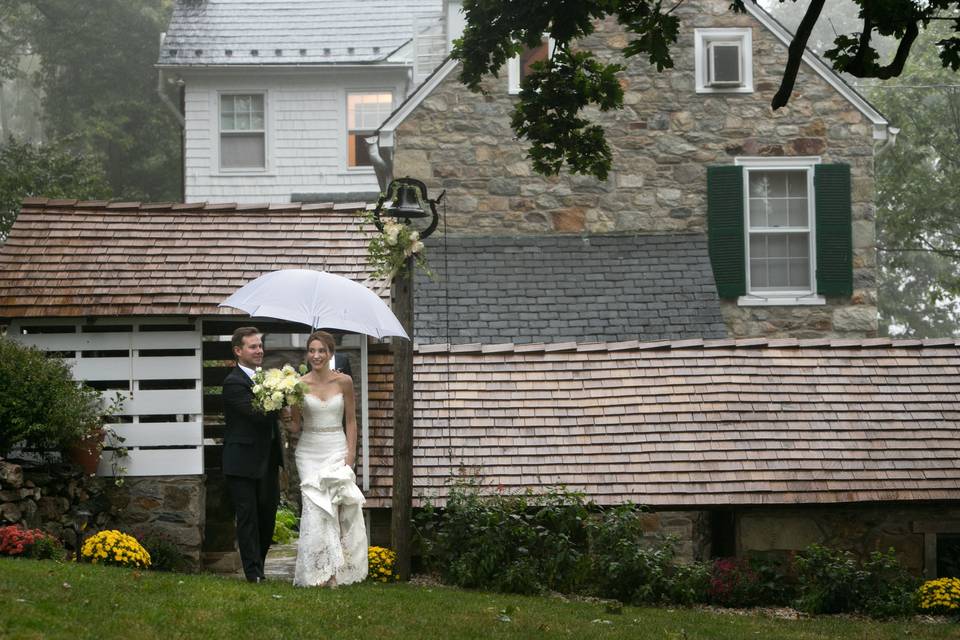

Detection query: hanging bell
xmin=383 ymin=179 xmax=429 ymax=219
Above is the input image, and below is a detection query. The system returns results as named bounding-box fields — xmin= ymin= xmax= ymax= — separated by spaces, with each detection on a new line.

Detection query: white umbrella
xmin=219 ymin=269 xmax=408 ymax=340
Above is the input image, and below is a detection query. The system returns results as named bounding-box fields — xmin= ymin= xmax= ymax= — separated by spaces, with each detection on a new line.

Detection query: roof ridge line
xmin=413 ymin=336 xmax=960 ymax=355
xmin=17 ymin=198 xmax=373 ymax=213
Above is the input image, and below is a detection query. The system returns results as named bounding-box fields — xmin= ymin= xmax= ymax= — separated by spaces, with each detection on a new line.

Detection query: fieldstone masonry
xmin=392 ymin=0 xmax=879 ymax=338
xmin=0 ymin=457 xmax=204 ymax=569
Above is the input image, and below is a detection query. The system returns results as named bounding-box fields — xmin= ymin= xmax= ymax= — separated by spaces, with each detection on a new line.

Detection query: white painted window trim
xmin=214 ymin=90 xmax=274 ymax=176
xmin=508 ymin=37 xmax=556 ymax=95
xmin=344 ymin=88 xmax=395 ymax=173
xmin=735 ymin=156 xmax=826 ymax=307
xmin=695 ymin=28 xmax=753 ymax=94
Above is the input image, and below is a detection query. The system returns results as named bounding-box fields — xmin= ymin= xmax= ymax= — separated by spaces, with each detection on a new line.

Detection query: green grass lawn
xmin=1 ymin=558 xmax=958 ymax=640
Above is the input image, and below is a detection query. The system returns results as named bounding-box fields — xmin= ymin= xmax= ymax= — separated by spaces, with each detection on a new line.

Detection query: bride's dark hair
xmin=306 ymin=330 xmax=336 ymax=354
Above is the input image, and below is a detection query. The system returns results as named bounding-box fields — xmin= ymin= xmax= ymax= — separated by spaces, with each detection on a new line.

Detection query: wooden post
xmin=390 ymin=255 xmax=414 ymax=580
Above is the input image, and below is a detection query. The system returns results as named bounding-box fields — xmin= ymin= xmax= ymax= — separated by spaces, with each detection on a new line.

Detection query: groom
xmin=222 ymin=326 xmax=283 ymax=583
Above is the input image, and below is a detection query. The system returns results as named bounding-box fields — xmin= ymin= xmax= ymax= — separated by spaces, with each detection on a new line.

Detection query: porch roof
xmin=365 ymin=337 xmax=960 ymax=508
xmin=0 ymin=198 xmax=379 ymax=318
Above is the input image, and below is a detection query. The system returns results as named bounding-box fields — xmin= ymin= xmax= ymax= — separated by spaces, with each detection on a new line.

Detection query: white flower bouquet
xmin=251 ymin=364 xmax=310 ymax=413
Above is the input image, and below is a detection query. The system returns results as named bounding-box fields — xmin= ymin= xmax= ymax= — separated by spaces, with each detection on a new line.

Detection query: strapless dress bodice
xmin=301 ymin=393 xmax=344 ymax=433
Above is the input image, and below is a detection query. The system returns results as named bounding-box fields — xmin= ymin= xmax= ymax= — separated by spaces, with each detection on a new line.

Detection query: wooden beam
xmin=390 ymin=257 xmax=414 ymax=580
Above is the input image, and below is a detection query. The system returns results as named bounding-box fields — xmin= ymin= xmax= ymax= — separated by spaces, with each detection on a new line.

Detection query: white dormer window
xmin=508 ymin=37 xmax=555 ymax=95
xmin=695 ymin=28 xmax=753 ymax=94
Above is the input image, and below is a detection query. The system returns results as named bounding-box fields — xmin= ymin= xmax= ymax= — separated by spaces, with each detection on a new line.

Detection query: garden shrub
xmin=416 ymin=485 xmax=590 ymax=595
xmin=0 ymin=525 xmax=65 ymax=560
xmin=709 ymin=554 xmax=797 ymax=608
xmin=273 ymin=505 xmax=299 ymax=544
xmin=0 ymin=336 xmax=103 ymax=456
xmin=918 ymin=577 xmax=960 ymax=615
xmin=794 ymin=544 xmax=917 ymax=617
xmin=368 ymin=546 xmax=400 ymax=583
xmin=586 ymin=505 xmax=685 ymax=604
xmin=80 ymin=529 xmax=151 ymax=568
xmin=138 ymin=531 xmax=188 ymax=572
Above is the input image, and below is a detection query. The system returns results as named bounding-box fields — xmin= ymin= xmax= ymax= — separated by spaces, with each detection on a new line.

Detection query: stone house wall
xmin=391 ymin=0 xmax=880 ymax=338
xmin=0 ymin=458 xmax=204 ymax=569
xmin=736 ymin=503 xmax=960 ymax=576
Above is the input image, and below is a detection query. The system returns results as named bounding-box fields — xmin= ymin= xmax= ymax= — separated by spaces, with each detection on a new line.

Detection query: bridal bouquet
xmin=251 ymin=364 xmax=309 ymax=413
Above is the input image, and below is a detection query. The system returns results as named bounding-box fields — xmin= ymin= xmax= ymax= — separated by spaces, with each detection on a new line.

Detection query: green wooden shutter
xmin=707 ymin=165 xmax=746 ymax=298
xmin=814 ymin=163 xmax=853 ymax=297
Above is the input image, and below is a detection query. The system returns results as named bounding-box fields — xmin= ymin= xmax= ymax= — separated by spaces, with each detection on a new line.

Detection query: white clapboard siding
xmin=109 ymin=422 xmax=204 ymax=448
xmin=70 ymin=356 xmax=200 ymax=381
xmin=99 ymin=448 xmax=204 ymax=477
xmin=9 ymin=319 xmax=204 ymax=476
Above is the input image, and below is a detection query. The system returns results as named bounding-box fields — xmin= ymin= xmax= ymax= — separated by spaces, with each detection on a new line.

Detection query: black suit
xmin=222 ymin=366 xmax=283 ymax=582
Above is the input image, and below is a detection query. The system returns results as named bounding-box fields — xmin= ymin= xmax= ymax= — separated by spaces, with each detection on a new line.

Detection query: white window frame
xmin=695 ymin=28 xmax=753 ymax=94
xmin=735 ymin=156 xmax=826 ymax=307
xmin=345 ymin=89 xmax=394 ymax=171
xmin=217 ymin=91 xmax=270 ymax=174
xmin=508 ymin=37 xmax=556 ymax=95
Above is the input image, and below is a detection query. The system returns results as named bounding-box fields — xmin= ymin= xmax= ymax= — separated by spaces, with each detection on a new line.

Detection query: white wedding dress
xmin=293 ymin=393 xmax=368 ymax=586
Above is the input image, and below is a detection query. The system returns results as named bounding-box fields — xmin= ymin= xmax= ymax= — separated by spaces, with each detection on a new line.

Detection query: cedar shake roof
xmin=414 ymin=234 xmax=728 ymax=345
xmin=364 ymin=338 xmax=960 ymax=508
xmin=0 ymin=199 xmax=380 ymax=318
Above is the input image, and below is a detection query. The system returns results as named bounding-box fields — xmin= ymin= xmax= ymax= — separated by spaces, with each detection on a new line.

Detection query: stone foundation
xmin=0 ymin=458 xmax=205 ymax=570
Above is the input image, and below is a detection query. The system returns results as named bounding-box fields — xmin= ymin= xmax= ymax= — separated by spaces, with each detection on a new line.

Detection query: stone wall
xmin=737 ymin=503 xmax=960 ymax=575
xmin=0 ymin=458 xmax=205 ymax=569
xmin=391 ymin=0 xmax=879 ymax=338
xmin=634 ymin=510 xmax=712 ymax=563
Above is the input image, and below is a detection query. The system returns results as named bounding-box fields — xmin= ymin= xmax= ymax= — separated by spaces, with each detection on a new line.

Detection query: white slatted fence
xmin=9 ymin=317 xmax=204 ymax=476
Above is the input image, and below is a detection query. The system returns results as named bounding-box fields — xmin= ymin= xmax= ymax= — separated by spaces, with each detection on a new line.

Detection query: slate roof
xmin=159 ymin=0 xmax=443 ymax=66
xmin=414 ymin=234 xmax=728 ymax=345
xmin=363 ymin=338 xmax=960 ymax=508
xmin=0 ymin=199 xmax=380 ymax=318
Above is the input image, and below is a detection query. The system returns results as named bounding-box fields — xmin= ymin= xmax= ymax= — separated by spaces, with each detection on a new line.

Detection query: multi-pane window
xmin=746 ymin=170 xmax=812 ymax=292
xmin=219 ymin=94 xmax=265 ymax=170
xmin=347 ymin=92 xmax=393 ymax=168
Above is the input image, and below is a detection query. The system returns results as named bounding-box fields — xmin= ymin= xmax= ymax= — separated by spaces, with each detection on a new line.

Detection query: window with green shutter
xmin=706 ymin=159 xmax=853 ymax=303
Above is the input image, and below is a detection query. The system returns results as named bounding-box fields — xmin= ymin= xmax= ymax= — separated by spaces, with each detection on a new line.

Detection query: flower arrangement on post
xmin=80 ymin=529 xmax=151 ymax=568
xmin=66 ymin=391 xmax=130 ymax=485
xmin=364 ymin=210 xmax=430 ymax=282
xmin=251 ymin=364 xmax=309 ymax=413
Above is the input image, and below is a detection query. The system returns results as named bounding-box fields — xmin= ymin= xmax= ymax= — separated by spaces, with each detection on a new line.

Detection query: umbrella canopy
xmin=219 ymin=269 xmax=408 ymax=340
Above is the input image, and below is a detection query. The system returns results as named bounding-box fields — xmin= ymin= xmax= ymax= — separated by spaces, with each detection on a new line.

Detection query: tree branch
xmin=771 ymin=0 xmax=826 ymax=109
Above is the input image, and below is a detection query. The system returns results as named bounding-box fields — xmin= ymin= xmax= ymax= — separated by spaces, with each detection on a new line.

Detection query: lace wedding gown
xmin=293 ymin=393 xmax=368 ymax=586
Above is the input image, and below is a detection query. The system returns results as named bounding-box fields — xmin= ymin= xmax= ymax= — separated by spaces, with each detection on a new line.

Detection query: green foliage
xmin=273 ymin=505 xmax=299 ymax=545
xmin=416 ymin=485 xmax=590 ymax=595
xmin=1 ymin=0 xmax=180 ymax=203
xmin=872 ymin=20 xmax=960 ymax=337
xmin=0 ymin=135 xmax=110 ymax=240
xmin=138 ymin=531 xmax=189 ymax=573
xmin=794 ymin=544 xmax=918 ymax=617
xmin=708 ymin=555 xmax=797 ymax=608
xmin=453 ymin=0 xmax=960 ymax=180
xmin=0 ymin=336 xmax=105 ymax=457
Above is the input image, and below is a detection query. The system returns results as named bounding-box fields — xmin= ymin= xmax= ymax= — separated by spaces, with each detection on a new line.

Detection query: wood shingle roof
xmin=0 ymin=199 xmax=380 ymax=318
xmin=364 ymin=338 xmax=960 ymax=508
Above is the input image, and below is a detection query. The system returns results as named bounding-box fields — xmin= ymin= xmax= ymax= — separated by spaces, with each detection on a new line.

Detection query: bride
xmin=286 ymin=330 xmax=367 ymax=587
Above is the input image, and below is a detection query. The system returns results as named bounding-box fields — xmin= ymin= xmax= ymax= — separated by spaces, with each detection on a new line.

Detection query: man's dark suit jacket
xmin=221 ymin=366 xmax=283 ymax=478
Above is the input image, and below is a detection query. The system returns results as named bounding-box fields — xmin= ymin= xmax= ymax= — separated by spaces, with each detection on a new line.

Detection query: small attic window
xmin=250 ymin=49 xmax=259 ymax=56
xmin=347 ymin=47 xmax=355 ymax=55
xmin=225 ymin=49 xmax=233 ymax=57
xmin=322 ymin=48 xmax=330 ymax=56
xmin=168 ymin=49 xmax=178 ymax=57
xmin=194 ymin=49 xmax=203 ymax=56
xmin=275 ymin=49 xmax=283 ymax=56
xmin=695 ymin=28 xmax=753 ymax=94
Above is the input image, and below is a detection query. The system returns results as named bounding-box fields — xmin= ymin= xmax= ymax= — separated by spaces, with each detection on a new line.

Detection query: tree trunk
xmin=390 ymin=256 xmax=414 ymax=580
